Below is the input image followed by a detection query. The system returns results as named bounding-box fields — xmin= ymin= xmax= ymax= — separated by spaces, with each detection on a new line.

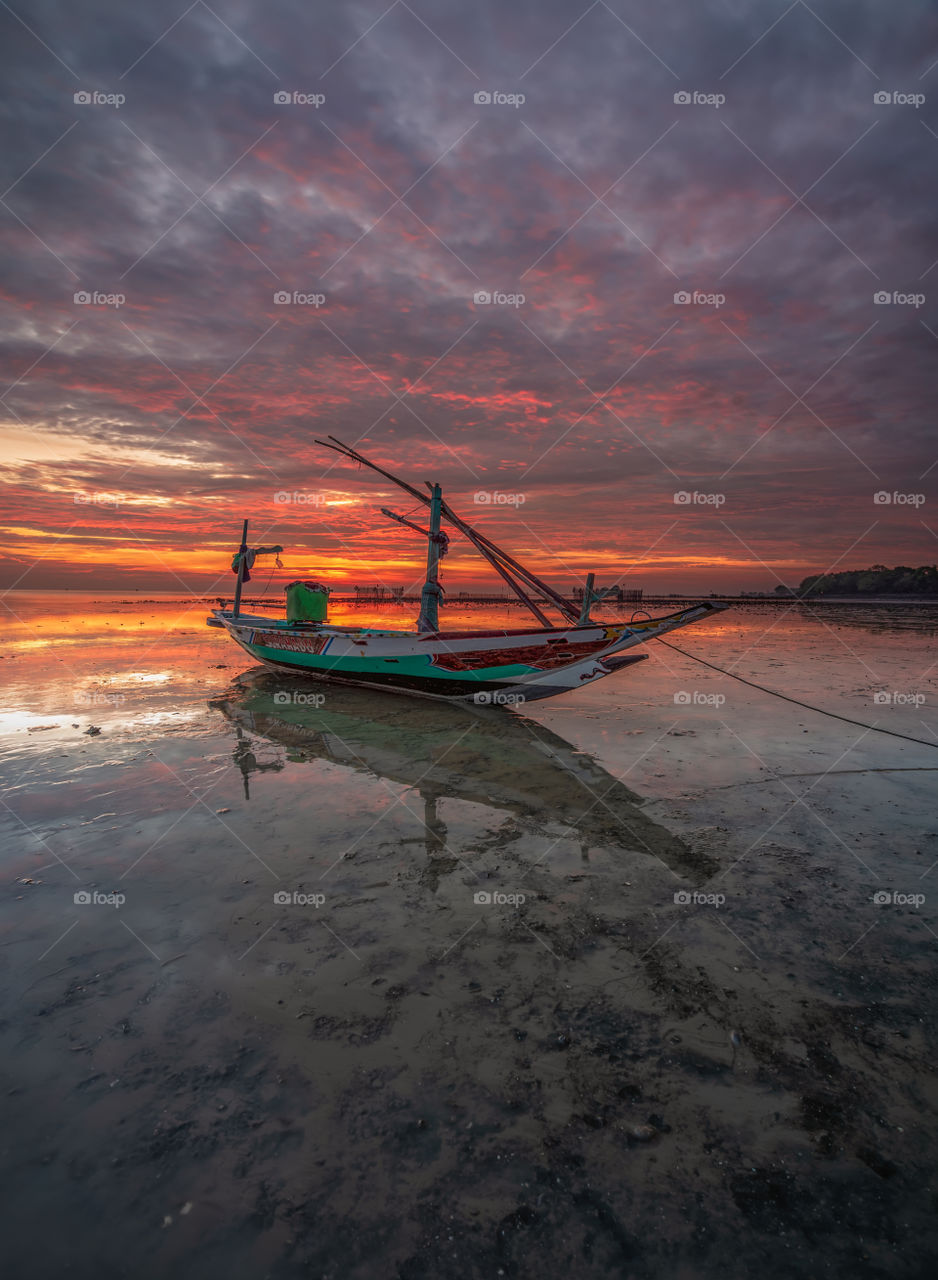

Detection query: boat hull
xmin=207 ymin=602 xmax=728 ymax=703
xmin=241 ymin=645 xmax=648 ymax=702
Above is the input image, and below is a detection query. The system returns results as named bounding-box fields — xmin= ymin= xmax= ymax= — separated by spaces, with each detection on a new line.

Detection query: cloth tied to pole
xmin=231 ymin=545 xmax=284 ymax=582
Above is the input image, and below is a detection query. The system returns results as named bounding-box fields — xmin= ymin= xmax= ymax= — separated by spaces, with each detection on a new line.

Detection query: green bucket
xmin=285 ymin=580 xmax=330 ymax=623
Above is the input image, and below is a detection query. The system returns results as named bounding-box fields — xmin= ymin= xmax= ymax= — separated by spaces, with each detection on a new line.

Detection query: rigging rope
xmin=654 ymin=637 xmax=938 ymax=752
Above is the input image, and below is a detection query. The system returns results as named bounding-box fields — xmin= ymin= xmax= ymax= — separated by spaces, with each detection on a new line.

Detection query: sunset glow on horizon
xmin=1 ymin=2 xmax=935 ymax=597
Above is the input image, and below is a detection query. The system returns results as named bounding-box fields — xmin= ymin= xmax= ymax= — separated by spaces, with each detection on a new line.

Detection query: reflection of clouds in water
xmin=805 ymin=604 xmax=938 ymax=636
xmin=0 ymin=711 xmax=69 ymax=735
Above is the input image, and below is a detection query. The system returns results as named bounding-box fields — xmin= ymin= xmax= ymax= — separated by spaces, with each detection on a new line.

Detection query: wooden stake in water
xmin=233 ymin=519 xmax=249 ymax=618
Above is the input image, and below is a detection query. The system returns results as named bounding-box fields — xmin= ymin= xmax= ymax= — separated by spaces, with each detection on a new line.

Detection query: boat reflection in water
xmin=210 ymin=671 xmax=715 ymax=880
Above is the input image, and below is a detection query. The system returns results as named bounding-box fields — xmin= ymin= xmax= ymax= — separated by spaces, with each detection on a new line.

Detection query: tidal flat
xmin=1 ymin=591 xmax=937 ymax=1278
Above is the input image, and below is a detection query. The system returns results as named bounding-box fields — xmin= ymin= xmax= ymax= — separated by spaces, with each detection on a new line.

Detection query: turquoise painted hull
xmin=207 ymin=601 xmax=729 ymax=703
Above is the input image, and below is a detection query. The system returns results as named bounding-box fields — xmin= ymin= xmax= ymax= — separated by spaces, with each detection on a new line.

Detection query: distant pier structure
xmin=457 ymin=592 xmax=515 ymax=602
xmin=572 ymin=585 xmax=642 ymax=604
xmin=454 ymin=586 xmax=643 ymax=606
xmin=353 ymin=584 xmax=405 ymax=602
xmin=343 ymin=586 xmax=642 ymax=607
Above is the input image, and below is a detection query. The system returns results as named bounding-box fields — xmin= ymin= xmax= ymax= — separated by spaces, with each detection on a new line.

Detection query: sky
xmin=1 ymin=0 xmax=936 ymax=596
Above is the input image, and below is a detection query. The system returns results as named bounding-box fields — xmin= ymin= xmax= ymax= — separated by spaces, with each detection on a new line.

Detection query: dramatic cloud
xmin=1 ymin=0 xmax=936 ymax=593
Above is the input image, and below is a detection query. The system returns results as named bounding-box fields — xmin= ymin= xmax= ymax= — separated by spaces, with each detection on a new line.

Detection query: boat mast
xmin=233 ymin=519 xmax=249 ymax=618
xmin=417 ymin=483 xmax=443 ymax=632
xmin=316 ymin=437 xmax=580 ymax=626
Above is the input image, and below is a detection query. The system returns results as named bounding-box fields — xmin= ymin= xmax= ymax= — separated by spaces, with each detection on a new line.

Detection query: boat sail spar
xmin=317 ymin=437 xmax=578 ymax=629
xmin=206 ymin=438 xmax=728 ymax=704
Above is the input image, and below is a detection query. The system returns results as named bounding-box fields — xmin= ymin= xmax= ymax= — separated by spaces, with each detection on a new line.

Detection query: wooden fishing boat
xmin=207 ymin=438 xmax=728 ymax=703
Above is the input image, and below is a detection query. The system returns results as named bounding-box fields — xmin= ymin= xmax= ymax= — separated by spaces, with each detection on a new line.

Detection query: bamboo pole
xmin=382 ymin=502 xmax=552 ymax=627
xmin=316 ymin=438 xmax=577 ymax=624
xmin=457 ymin=527 xmax=552 ymax=627
xmin=380 ymin=508 xmax=431 ymax=538
xmin=437 ymin=495 xmax=579 ymax=622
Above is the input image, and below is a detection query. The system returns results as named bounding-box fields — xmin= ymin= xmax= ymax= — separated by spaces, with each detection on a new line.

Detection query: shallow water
xmin=1 ymin=591 xmax=937 ymax=1278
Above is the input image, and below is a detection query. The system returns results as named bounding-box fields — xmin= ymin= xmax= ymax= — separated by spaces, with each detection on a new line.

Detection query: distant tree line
xmin=775 ymin=565 xmax=938 ymax=597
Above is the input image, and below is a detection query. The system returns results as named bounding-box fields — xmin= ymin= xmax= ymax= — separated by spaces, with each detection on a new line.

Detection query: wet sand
xmin=1 ymin=592 xmax=937 ymax=1278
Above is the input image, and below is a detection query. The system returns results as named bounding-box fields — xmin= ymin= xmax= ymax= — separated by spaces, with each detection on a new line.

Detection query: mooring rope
xmin=654 ymin=637 xmax=938 ymax=752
